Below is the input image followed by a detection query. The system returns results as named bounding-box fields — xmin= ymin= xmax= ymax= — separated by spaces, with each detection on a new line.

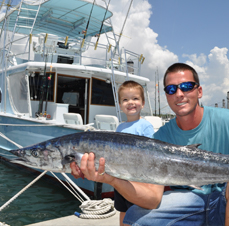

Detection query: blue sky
xmin=1 ymin=0 xmax=229 ymax=114
xmin=148 ymin=0 xmax=229 ymax=61
xmin=110 ymin=0 xmax=229 ymax=113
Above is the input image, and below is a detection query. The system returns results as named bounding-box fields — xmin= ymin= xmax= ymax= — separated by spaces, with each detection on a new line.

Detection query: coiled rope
xmin=0 ymin=132 xmax=116 ymax=220
xmin=75 ymin=199 xmax=116 ymax=219
xmin=53 ymin=172 xmax=116 ymax=219
xmin=0 ymin=222 xmax=10 ymax=226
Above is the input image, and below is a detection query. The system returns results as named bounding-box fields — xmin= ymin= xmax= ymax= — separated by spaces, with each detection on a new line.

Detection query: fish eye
xmin=31 ymin=150 xmax=39 ymax=158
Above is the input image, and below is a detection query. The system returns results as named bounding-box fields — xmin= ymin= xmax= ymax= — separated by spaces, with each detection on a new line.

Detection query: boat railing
xmin=0 ymin=31 xmax=144 ymax=76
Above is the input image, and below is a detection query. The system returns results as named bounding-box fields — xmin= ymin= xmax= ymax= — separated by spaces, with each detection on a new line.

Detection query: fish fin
xmin=61 ymin=154 xmax=76 ymax=165
xmin=62 ymin=153 xmax=84 ymax=165
xmin=186 ymin=144 xmax=201 ymax=148
xmin=189 ymin=185 xmax=203 ymax=190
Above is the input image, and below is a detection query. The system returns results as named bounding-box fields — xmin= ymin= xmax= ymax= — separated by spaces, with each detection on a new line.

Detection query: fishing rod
xmin=43 ymin=53 xmax=54 ymax=118
xmin=81 ymin=0 xmax=96 ymax=48
xmin=29 ymin=75 xmax=34 ymax=100
xmin=32 ymin=72 xmax=37 ymax=100
xmin=113 ymin=0 xmax=133 ymax=56
xmin=94 ymin=0 xmax=111 ymax=50
xmin=37 ymin=34 xmax=49 ymax=117
xmin=37 ymin=53 xmax=48 ymax=117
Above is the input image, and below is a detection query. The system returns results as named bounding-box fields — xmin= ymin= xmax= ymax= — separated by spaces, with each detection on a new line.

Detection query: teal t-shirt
xmin=116 ymin=118 xmax=154 ymax=138
xmin=153 ymin=106 xmax=229 ymax=194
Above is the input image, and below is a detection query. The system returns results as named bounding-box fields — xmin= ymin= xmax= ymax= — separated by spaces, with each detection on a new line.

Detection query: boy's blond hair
xmin=118 ymin=80 xmax=145 ymax=103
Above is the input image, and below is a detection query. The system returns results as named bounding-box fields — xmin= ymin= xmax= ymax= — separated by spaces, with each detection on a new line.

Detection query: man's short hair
xmin=163 ymin=63 xmax=200 ymax=87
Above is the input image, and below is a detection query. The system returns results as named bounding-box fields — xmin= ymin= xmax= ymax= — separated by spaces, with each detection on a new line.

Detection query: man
xmin=71 ymin=63 xmax=229 ymax=225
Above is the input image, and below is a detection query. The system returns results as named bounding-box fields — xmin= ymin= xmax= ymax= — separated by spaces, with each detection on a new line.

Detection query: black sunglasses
xmin=164 ymin=81 xmax=199 ymax=95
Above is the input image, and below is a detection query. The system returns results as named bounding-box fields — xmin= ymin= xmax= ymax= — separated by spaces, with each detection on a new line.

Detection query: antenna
xmin=155 ymin=71 xmax=157 ymax=116
xmin=113 ymin=0 xmax=133 ymax=56
xmin=157 ymin=67 xmax=160 ymax=116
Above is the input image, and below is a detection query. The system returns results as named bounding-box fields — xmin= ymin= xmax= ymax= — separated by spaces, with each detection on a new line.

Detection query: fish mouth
xmin=10 ymin=157 xmax=38 ymax=167
xmin=10 ymin=150 xmax=23 ymax=157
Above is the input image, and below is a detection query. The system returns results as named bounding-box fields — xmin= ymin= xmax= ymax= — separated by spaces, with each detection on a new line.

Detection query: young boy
xmin=115 ymin=80 xmax=155 ymax=226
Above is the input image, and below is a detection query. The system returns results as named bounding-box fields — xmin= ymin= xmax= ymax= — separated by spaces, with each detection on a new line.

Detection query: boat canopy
xmin=0 ymin=0 xmax=113 ymax=38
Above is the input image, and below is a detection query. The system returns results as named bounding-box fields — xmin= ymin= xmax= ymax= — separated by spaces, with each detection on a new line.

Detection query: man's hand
xmin=70 ymin=153 xmax=115 ymax=184
xmin=70 ymin=162 xmax=84 ymax=179
xmin=70 ymin=153 xmax=164 ymax=211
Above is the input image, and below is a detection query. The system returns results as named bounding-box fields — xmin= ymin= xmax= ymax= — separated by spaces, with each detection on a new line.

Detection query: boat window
xmin=91 ymin=78 xmax=115 ymax=106
xmin=62 ymin=92 xmax=79 ymax=106
xmin=56 ymin=75 xmax=88 ymax=115
xmin=57 ymin=56 xmax=73 ymax=64
xmin=8 ymin=72 xmax=30 ymax=115
xmin=29 ymin=72 xmax=55 ymax=101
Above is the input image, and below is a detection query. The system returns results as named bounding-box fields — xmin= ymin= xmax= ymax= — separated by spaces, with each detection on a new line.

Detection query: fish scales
xmin=10 ymin=131 xmax=229 ymax=186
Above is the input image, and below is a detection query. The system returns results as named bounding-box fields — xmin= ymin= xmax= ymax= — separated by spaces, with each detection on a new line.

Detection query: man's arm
xmin=71 ymin=153 xmax=164 ymax=210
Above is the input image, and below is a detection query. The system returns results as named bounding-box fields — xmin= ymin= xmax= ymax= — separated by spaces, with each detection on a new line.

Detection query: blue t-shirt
xmin=115 ymin=118 xmax=155 ymax=212
xmin=116 ymin=118 xmax=154 ymax=138
xmin=153 ymin=106 xmax=229 ymax=194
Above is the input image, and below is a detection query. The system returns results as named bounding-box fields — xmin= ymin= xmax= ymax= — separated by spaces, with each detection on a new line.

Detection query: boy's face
xmin=119 ymin=88 xmax=145 ymax=121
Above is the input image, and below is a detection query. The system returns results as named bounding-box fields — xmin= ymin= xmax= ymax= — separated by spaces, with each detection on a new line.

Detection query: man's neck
xmin=176 ymin=106 xmax=204 ymax=131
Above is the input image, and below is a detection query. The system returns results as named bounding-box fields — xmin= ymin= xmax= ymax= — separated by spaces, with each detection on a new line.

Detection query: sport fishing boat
xmin=0 ymin=0 xmax=153 ymax=199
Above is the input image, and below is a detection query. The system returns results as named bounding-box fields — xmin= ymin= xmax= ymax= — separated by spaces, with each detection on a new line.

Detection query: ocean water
xmin=0 ymin=158 xmax=81 ymax=226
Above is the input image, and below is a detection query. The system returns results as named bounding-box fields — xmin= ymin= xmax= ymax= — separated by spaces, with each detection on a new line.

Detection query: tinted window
xmin=91 ymin=78 xmax=114 ymax=106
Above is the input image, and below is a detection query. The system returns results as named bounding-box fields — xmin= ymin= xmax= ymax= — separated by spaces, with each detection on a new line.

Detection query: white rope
xmin=0 ymin=130 xmax=115 ymax=219
xmin=75 ymin=199 xmax=116 ymax=219
xmin=0 ymin=132 xmax=23 ymax=148
xmin=50 ymin=172 xmax=85 ymax=203
xmin=53 ymin=173 xmax=116 ymax=219
xmin=52 ymin=173 xmax=116 ymax=219
xmin=0 ymin=222 xmax=10 ymax=226
xmin=61 ymin=172 xmax=90 ymax=201
xmin=0 ymin=170 xmax=47 ymax=212
xmin=65 ymin=179 xmax=85 ymax=203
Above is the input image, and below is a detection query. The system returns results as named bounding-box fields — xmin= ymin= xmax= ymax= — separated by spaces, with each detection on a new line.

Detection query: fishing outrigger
xmin=0 ymin=0 xmax=152 ymax=199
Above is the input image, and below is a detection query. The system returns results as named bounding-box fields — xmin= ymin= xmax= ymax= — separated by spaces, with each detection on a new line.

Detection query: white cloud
xmin=4 ymin=0 xmax=229 ymax=113
xmin=203 ymin=47 xmax=229 ymax=107
xmin=182 ymin=53 xmax=207 ymax=66
xmin=107 ymin=0 xmax=229 ymax=112
xmin=183 ymin=47 xmax=229 ymax=108
xmin=107 ymin=0 xmax=178 ymax=114
xmin=84 ymin=0 xmax=179 ymax=114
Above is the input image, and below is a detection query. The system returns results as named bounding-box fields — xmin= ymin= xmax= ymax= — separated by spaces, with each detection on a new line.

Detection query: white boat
xmin=0 ymin=0 xmax=153 ymax=199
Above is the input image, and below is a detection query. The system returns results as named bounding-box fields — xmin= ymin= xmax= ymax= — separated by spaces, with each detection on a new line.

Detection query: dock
xmin=26 ymin=211 xmax=119 ymax=226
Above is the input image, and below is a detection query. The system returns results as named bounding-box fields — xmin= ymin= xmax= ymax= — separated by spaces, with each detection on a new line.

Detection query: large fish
xmin=10 ymin=131 xmax=229 ymax=186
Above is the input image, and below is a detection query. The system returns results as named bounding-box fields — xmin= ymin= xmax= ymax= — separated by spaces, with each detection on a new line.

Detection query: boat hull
xmin=0 ymin=115 xmax=114 ymax=199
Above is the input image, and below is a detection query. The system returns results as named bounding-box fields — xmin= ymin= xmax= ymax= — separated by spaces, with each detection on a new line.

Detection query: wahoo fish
xmin=10 ymin=131 xmax=229 ymax=186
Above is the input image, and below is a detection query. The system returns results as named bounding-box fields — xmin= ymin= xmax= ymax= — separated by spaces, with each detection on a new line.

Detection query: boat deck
xmin=26 ymin=211 xmax=119 ymax=226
